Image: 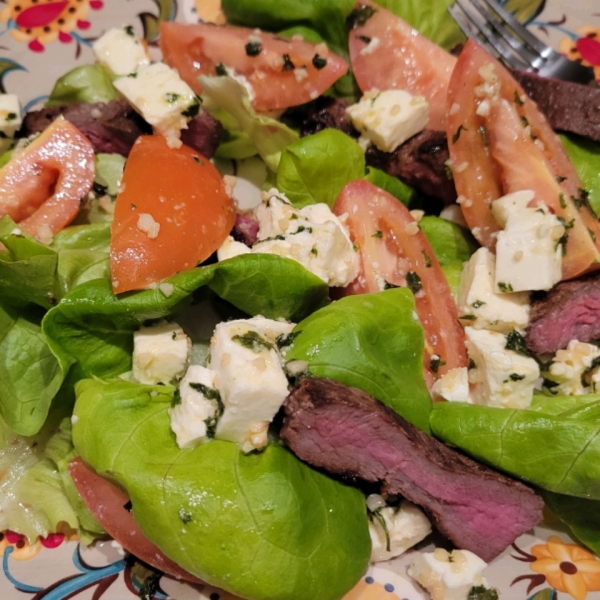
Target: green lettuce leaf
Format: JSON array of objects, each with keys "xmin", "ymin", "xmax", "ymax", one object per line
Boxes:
[
  {"xmin": 364, "ymin": 167, "xmax": 418, "ymax": 206},
  {"xmin": 561, "ymin": 134, "xmax": 600, "ymax": 216},
  {"xmin": 430, "ymin": 402, "xmax": 600, "ymax": 499},
  {"xmin": 47, "ymin": 65, "xmax": 119, "ymax": 106},
  {"xmin": 200, "ymin": 75, "xmax": 299, "ymax": 171},
  {"xmin": 73, "ymin": 378, "xmax": 370, "ymax": 600},
  {"xmin": 43, "ymin": 254, "xmax": 329, "ymax": 380},
  {"xmin": 286, "ymin": 288, "xmax": 431, "ymax": 432}
]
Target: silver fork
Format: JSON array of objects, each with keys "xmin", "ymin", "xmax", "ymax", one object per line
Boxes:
[{"xmin": 449, "ymin": 0, "xmax": 595, "ymax": 84}]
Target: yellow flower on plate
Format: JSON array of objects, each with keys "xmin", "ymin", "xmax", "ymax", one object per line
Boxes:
[
  {"xmin": 530, "ymin": 535, "xmax": 600, "ymax": 600},
  {"xmin": 342, "ymin": 577, "xmax": 402, "ymax": 600}
]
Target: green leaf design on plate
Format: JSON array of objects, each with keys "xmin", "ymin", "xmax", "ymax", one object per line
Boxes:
[
  {"xmin": 504, "ymin": 0, "xmax": 546, "ymax": 24},
  {"xmin": 139, "ymin": 0, "xmax": 178, "ymax": 42},
  {"xmin": 0, "ymin": 59, "xmax": 25, "ymax": 94}
]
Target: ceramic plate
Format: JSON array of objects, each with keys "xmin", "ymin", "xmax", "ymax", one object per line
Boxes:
[{"xmin": 1, "ymin": 1, "xmax": 600, "ymax": 599}]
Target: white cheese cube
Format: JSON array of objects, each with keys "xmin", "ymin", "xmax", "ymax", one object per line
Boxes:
[
  {"xmin": 465, "ymin": 327, "xmax": 538, "ymax": 409},
  {"xmin": 93, "ymin": 27, "xmax": 150, "ymax": 76},
  {"xmin": 345, "ymin": 89, "xmax": 429, "ymax": 152},
  {"xmin": 490, "ymin": 189, "xmax": 535, "ymax": 228},
  {"xmin": 250, "ymin": 189, "xmax": 359, "ymax": 287},
  {"xmin": 544, "ymin": 339, "xmax": 600, "ymax": 396},
  {"xmin": 210, "ymin": 316, "xmax": 294, "ymax": 453},
  {"xmin": 132, "ymin": 321, "xmax": 191, "ymax": 385},
  {"xmin": 0, "ymin": 94, "xmax": 21, "ymax": 152},
  {"xmin": 169, "ymin": 365, "xmax": 220, "ymax": 448},
  {"xmin": 408, "ymin": 548, "xmax": 489, "ymax": 600},
  {"xmin": 368, "ymin": 497, "xmax": 431, "ymax": 562},
  {"xmin": 495, "ymin": 204, "xmax": 564, "ymax": 292},
  {"xmin": 217, "ymin": 235, "xmax": 251, "ymax": 261},
  {"xmin": 431, "ymin": 367, "xmax": 471, "ymax": 403},
  {"xmin": 458, "ymin": 247, "xmax": 530, "ymax": 333},
  {"xmin": 114, "ymin": 63, "xmax": 200, "ymax": 148}
]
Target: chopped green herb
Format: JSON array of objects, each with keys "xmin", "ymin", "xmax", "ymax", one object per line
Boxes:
[
  {"xmin": 468, "ymin": 359, "xmax": 477, "ymax": 370},
  {"xmin": 92, "ymin": 182, "xmax": 108, "ymax": 197},
  {"xmin": 372, "ymin": 230, "xmax": 383, "ymax": 238},
  {"xmin": 139, "ymin": 572, "xmax": 161, "ymax": 600},
  {"xmin": 556, "ymin": 231, "xmax": 569, "ymax": 256},
  {"xmin": 312, "ymin": 54, "xmax": 327, "ymax": 69},
  {"xmin": 497, "ymin": 282, "xmax": 513, "ymax": 293},
  {"xmin": 193, "ymin": 155, "xmax": 204, "ymax": 165},
  {"xmin": 421, "ymin": 250, "xmax": 432, "ymax": 268},
  {"xmin": 556, "ymin": 175, "xmax": 567, "ymax": 183},
  {"xmin": 452, "ymin": 124, "xmax": 467, "ymax": 144},
  {"xmin": 215, "ymin": 63, "xmax": 227, "ymax": 76},
  {"xmin": 165, "ymin": 92, "xmax": 180, "ymax": 103},
  {"xmin": 357, "ymin": 35, "xmax": 371, "ymax": 43},
  {"xmin": 505, "ymin": 329, "xmax": 532, "ymax": 357},
  {"xmin": 181, "ymin": 97, "xmax": 201, "ymax": 118},
  {"xmin": 542, "ymin": 378, "xmax": 560, "ymax": 395},
  {"xmin": 520, "ymin": 115, "xmax": 529, "ymax": 128},
  {"xmin": 430, "ymin": 356, "xmax": 446, "ymax": 374},
  {"xmin": 6, "ymin": 112, "xmax": 17, "ymax": 121},
  {"xmin": 282, "ymin": 54, "xmax": 295, "ymax": 72},
  {"xmin": 590, "ymin": 229, "xmax": 597, "ymax": 243},
  {"xmin": 557, "ymin": 216, "xmax": 575, "ymax": 230},
  {"xmin": 368, "ymin": 508, "xmax": 391, "ymax": 552},
  {"xmin": 128, "ymin": 71, "xmax": 138, "ymax": 78},
  {"xmin": 471, "ymin": 300, "xmax": 485, "ymax": 308},
  {"xmin": 179, "ymin": 508, "xmax": 192, "ymax": 524},
  {"xmin": 346, "ymin": 4, "xmax": 377, "ymax": 29},
  {"xmin": 559, "ymin": 193, "xmax": 567, "ymax": 209},
  {"xmin": 478, "ymin": 125, "xmax": 489, "ymax": 147},
  {"xmin": 406, "ymin": 271, "xmax": 422, "ymax": 294},
  {"xmin": 293, "ymin": 225, "xmax": 312, "ymax": 234},
  {"xmin": 189, "ymin": 382, "xmax": 222, "ymax": 403},
  {"xmin": 170, "ymin": 388, "xmax": 182, "ymax": 407},
  {"xmin": 232, "ymin": 330, "xmax": 274, "ymax": 352},
  {"xmin": 171, "ymin": 331, "xmax": 177, "ymax": 341},
  {"xmin": 513, "ymin": 91, "xmax": 524, "ymax": 106},
  {"xmin": 245, "ymin": 41, "xmax": 262, "ymax": 56},
  {"xmin": 509, "ymin": 373, "xmax": 526, "ymax": 381},
  {"xmin": 310, "ymin": 247, "xmax": 318, "ymax": 256},
  {"xmin": 383, "ymin": 280, "xmax": 399, "ymax": 290},
  {"xmin": 369, "ymin": 92, "xmax": 381, "ymax": 106},
  {"xmin": 459, "ymin": 314, "xmax": 477, "ymax": 321},
  {"xmin": 276, "ymin": 330, "xmax": 301, "ymax": 351},
  {"xmin": 444, "ymin": 163, "xmax": 453, "ymax": 180},
  {"xmin": 468, "ymin": 585, "xmax": 499, "ymax": 600},
  {"xmin": 124, "ymin": 25, "xmax": 135, "ymax": 36}
]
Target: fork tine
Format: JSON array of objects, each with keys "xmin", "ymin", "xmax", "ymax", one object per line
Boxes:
[
  {"xmin": 451, "ymin": 0, "xmax": 532, "ymax": 70},
  {"xmin": 478, "ymin": 0, "xmax": 550, "ymax": 56}
]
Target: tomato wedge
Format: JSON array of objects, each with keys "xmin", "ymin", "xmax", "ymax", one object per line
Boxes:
[
  {"xmin": 348, "ymin": 0, "xmax": 457, "ymax": 130},
  {"xmin": 447, "ymin": 40, "xmax": 600, "ymax": 280},
  {"xmin": 0, "ymin": 116, "xmax": 94, "ymax": 242},
  {"xmin": 160, "ymin": 22, "xmax": 348, "ymax": 112},
  {"xmin": 68, "ymin": 457, "xmax": 203, "ymax": 584},
  {"xmin": 110, "ymin": 135, "xmax": 235, "ymax": 294},
  {"xmin": 333, "ymin": 180, "xmax": 467, "ymax": 389}
]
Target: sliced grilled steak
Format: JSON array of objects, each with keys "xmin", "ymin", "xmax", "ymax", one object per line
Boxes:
[
  {"xmin": 300, "ymin": 97, "xmax": 359, "ymax": 139},
  {"xmin": 21, "ymin": 100, "xmax": 151, "ymax": 155},
  {"xmin": 365, "ymin": 130, "xmax": 457, "ymax": 205},
  {"xmin": 513, "ymin": 70, "xmax": 600, "ymax": 143},
  {"xmin": 281, "ymin": 377, "xmax": 544, "ymax": 562},
  {"xmin": 526, "ymin": 270, "xmax": 600, "ymax": 354},
  {"xmin": 21, "ymin": 100, "xmax": 223, "ymax": 158},
  {"xmin": 232, "ymin": 212, "xmax": 259, "ymax": 246}
]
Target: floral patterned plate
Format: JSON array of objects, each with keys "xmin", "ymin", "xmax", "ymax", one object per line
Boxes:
[{"xmin": 1, "ymin": 0, "xmax": 600, "ymax": 599}]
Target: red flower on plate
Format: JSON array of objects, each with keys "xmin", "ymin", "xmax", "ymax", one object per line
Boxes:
[{"xmin": 560, "ymin": 26, "xmax": 600, "ymax": 83}]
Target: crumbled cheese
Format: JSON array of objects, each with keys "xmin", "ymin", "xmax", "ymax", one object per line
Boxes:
[
  {"xmin": 92, "ymin": 27, "xmax": 150, "ymax": 76},
  {"xmin": 544, "ymin": 340, "xmax": 600, "ymax": 396},
  {"xmin": 439, "ymin": 204, "xmax": 468, "ymax": 229},
  {"xmin": 494, "ymin": 201, "xmax": 564, "ymax": 292},
  {"xmin": 211, "ymin": 316, "xmax": 295, "ymax": 452},
  {"xmin": 431, "ymin": 367, "xmax": 471, "ymax": 403},
  {"xmin": 408, "ymin": 548, "xmax": 490, "ymax": 600},
  {"xmin": 132, "ymin": 321, "xmax": 191, "ymax": 385},
  {"xmin": 457, "ymin": 247, "xmax": 530, "ymax": 334},
  {"xmin": 159, "ymin": 282, "xmax": 174, "ymax": 297},
  {"xmin": 114, "ymin": 63, "xmax": 200, "ymax": 148},
  {"xmin": 465, "ymin": 327, "xmax": 538, "ymax": 409},
  {"xmin": 368, "ymin": 497, "xmax": 431, "ymax": 562},
  {"xmin": 0, "ymin": 94, "xmax": 21, "ymax": 151},
  {"xmin": 137, "ymin": 213, "xmax": 160, "ymax": 239},
  {"xmin": 345, "ymin": 89, "xmax": 429, "ymax": 152},
  {"xmin": 217, "ymin": 235, "xmax": 251, "ymax": 261},
  {"xmin": 169, "ymin": 365, "xmax": 221, "ymax": 448},
  {"xmin": 490, "ymin": 190, "xmax": 535, "ymax": 228}
]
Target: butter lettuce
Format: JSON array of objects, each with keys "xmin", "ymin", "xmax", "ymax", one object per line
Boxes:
[
  {"xmin": 47, "ymin": 64, "xmax": 119, "ymax": 106},
  {"xmin": 73, "ymin": 378, "xmax": 370, "ymax": 600},
  {"xmin": 286, "ymin": 288, "xmax": 431, "ymax": 432},
  {"xmin": 561, "ymin": 134, "xmax": 600, "ymax": 216}
]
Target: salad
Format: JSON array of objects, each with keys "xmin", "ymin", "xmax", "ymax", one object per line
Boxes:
[{"xmin": 2, "ymin": 1, "xmax": 600, "ymax": 599}]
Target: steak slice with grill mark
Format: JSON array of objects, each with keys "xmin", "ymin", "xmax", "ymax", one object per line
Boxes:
[
  {"xmin": 280, "ymin": 377, "xmax": 544, "ymax": 562},
  {"xmin": 526, "ymin": 270, "xmax": 600, "ymax": 354}
]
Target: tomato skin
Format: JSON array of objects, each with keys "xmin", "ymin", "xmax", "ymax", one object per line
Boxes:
[
  {"xmin": 110, "ymin": 135, "xmax": 235, "ymax": 294},
  {"xmin": 348, "ymin": 0, "xmax": 456, "ymax": 131},
  {"xmin": 333, "ymin": 179, "xmax": 467, "ymax": 388},
  {"xmin": 447, "ymin": 40, "xmax": 600, "ymax": 280},
  {"xmin": 0, "ymin": 116, "xmax": 95, "ymax": 241},
  {"xmin": 68, "ymin": 457, "xmax": 203, "ymax": 584},
  {"xmin": 160, "ymin": 22, "xmax": 348, "ymax": 112}
]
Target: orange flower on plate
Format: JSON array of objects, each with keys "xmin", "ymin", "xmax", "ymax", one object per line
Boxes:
[
  {"xmin": 342, "ymin": 577, "xmax": 402, "ymax": 600},
  {"xmin": 530, "ymin": 535, "xmax": 600, "ymax": 600}
]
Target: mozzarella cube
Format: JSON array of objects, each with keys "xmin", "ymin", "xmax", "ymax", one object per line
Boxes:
[
  {"xmin": 465, "ymin": 327, "xmax": 538, "ymax": 409},
  {"xmin": 132, "ymin": 321, "xmax": 191, "ymax": 385},
  {"xmin": 0, "ymin": 94, "xmax": 21, "ymax": 152},
  {"xmin": 368, "ymin": 497, "xmax": 431, "ymax": 562},
  {"xmin": 93, "ymin": 27, "xmax": 150, "ymax": 76},
  {"xmin": 495, "ymin": 204, "xmax": 564, "ymax": 292},
  {"xmin": 544, "ymin": 339, "xmax": 600, "ymax": 396},
  {"xmin": 210, "ymin": 316, "xmax": 294, "ymax": 452},
  {"xmin": 169, "ymin": 365, "xmax": 221, "ymax": 448},
  {"xmin": 114, "ymin": 63, "xmax": 200, "ymax": 148},
  {"xmin": 217, "ymin": 235, "xmax": 251, "ymax": 261},
  {"xmin": 408, "ymin": 548, "xmax": 489, "ymax": 600},
  {"xmin": 458, "ymin": 247, "xmax": 530, "ymax": 333},
  {"xmin": 345, "ymin": 89, "xmax": 429, "ymax": 152},
  {"xmin": 490, "ymin": 189, "xmax": 535, "ymax": 228},
  {"xmin": 431, "ymin": 367, "xmax": 471, "ymax": 403}
]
